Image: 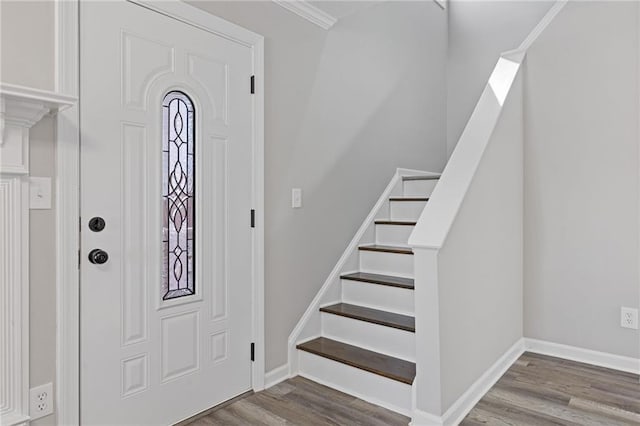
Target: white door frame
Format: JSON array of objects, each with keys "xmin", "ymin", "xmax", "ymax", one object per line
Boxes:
[{"xmin": 55, "ymin": 1, "xmax": 265, "ymax": 423}]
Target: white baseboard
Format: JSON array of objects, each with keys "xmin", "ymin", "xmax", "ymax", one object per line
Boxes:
[
  {"xmin": 264, "ymin": 364, "xmax": 290, "ymax": 389},
  {"xmin": 410, "ymin": 337, "xmax": 639, "ymax": 426},
  {"xmin": 409, "ymin": 409, "xmax": 443, "ymax": 426},
  {"xmin": 524, "ymin": 338, "xmax": 640, "ymax": 375},
  {"xmin": 410, "ymin": 338, "xmax": 525, "ymax": 426},
  {"xmin": 441, "ymin": 338, "xmax": 525, "ymax": 426}
]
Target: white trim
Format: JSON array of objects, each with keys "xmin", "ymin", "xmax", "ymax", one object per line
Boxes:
[
  {"xmin": 524, "ymin": 338, "xmax": 640, "ymax": 375},
  {"xmin": 271, "ymin": 0, "xmax": 337, "ymax": 30},
  {"xmin": 518, "ymin": 0, "xmax": 568, "ymax": 52},
  {"xmin": 251, "ymin": 35, "xmax": 266, "ymax": 392},
  {"xmin": 409, "ymin": 409, "xmax": 443, "ymax": 426},
  {"xmin": 637, "ymin": 0, "xmax": 640, "ymax": 371},
  {"xmin": 56, "ymin": 0, "xmax": 265, "ymax": 420},
  {"xmin": 440, "ymin": 339, "xmax": 526, "ymax": 426},
  {"xmin": 264, "ymin": 364, "xmax": 290, "ymax": 390},
  {"xmin": 410, "ymin": 338, "xmax": 639, "ymax": 426},
  {"xmin": 410, "ymin": 338, "xmax": 640, "ymax": 426},
  {"xmin": 55, "ymin": 0, "xmax": 80, "ymax": 423},
  {"xmin": 130, "ymin": 0, "xmax": 262, "ymax": 47},
  {"xmin": 411, "ymin": 339, "xmax": 526, "ymax": 426},
  {"xmin": 432, "ymin": 0, "xmax": 446, "ymax": 11},
  {"xmin": 0, "ymin": 178, "xmax": 30, "ymax": 426},
  {"xmin": 0, "ymin": 83, "xmax": 75, "ymax": 112}
]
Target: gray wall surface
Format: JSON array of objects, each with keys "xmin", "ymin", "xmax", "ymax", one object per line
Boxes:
[
  {"xmin": 446, "ymin": 0, "xmax": 553, "ymax": 157},
  {"xmin": 2, "ymin": 1, "xmax": 57, "ymax": 426},
  {"xmin": 524, "ymin": 1, "xmax": 640, "ymax": 358},
  {"xmin": 187, "ymin": 0, "xmax": 448, "ymax": 371}
]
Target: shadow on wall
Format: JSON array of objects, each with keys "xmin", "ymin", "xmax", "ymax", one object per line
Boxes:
[
  {"xmin": 188, "ymin": 0, "xmax": 447, "ymax": 370},
  {"xmin": 260, "ymin": 1, "xmax": 447, "ymax": 370}
]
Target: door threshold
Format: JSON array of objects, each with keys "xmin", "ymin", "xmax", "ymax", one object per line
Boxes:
[{"xmin": 173, "ymin": 390, "xmax": 254, "ymax": 425}]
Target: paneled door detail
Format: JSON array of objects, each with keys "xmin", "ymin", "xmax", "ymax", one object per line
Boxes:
[{"xmin": 80, "ymin": 2, "xmax": 254, "ymax": 424}]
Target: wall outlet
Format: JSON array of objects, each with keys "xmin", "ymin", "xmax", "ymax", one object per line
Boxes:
[
  {"xmin": 621, "ymin": 307, "xmax": 638, "ymax": 330},
  {"xmin": 291, "ymin": 188, "xmax": 302, "ymax": 208},
  {"xmin": 30, "ymin": 382, "xmax": 54, "ymax": 420}
]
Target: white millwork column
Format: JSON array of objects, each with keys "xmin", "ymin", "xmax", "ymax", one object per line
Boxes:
[{"xmin": 0, "ymin": 84, "xmax": 75, "ymax": 426}]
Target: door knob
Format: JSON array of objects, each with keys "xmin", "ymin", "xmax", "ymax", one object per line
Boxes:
[
  {"xmin": 88, "ymin": 217, "xmax": 106, "ymax": 232},
  {"xmin": 88, "ymin": 249, "xmax": 109, "ymax": 265}
]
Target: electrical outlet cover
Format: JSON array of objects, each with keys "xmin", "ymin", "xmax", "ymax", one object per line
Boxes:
[
  {"xmin": 30, "ymin": 382, "xmax": 54, "ymax": 420},
  {"xmin": 621, "ymin": 307, "xmax": 639, "ymax": 330}
]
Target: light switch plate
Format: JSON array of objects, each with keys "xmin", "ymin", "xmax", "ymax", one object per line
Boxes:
[
  {"xmin": 29, "ymin": 177, "xmax": 52, "ymax": 209},
  {"xmin": 292, "ymin": 188, "xmax": 302, "ymax": 208}
]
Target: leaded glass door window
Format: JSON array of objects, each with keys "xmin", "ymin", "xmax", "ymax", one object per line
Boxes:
[{"xmin": 162, "ymin": 91, "xmax": 195, "ymax": 300}]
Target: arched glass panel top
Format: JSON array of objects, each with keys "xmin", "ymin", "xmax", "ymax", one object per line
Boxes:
[{"xmin": 162, "ymin": 91, "xmax": 195, "ymax": 301}]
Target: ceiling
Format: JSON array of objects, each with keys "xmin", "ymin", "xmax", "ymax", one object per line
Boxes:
[{"xmin": 307, "ymin": 1, "xmax": 377, "ymax": 20}]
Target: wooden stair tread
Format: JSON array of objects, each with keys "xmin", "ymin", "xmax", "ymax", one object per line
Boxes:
[
  {"xmin": 340, "ymin": 272, "xmax": 414, "ymax": 289},
  {"xmin": 297, "ymin": 337, "xmax": 416, "ymax": 385},
  {"xmin": 358, "ymin": 244, "xmax": 413, "ymax": 255},
  {"xmin": 389, "ymin": 197, "xmax": 429, "ymax": 202},
  {"xmin": 374, "ymin": 220, "xmax": 416, "ymax": 226},
  {"xmin": 402, "ymin": 175, "xmax": 440, "ymax": 181},
  {"xmin": 320, "ymin": 303, "xmax": 415, "ymax": 332}
]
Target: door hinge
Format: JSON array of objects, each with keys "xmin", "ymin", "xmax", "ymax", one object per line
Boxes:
[
  {"xmin": 78, "ymin": 250, "xmax": 81, "ymax": 269},
  {"xmin": 250, "ymin": 209, "xmax": 255, "ymax": 228},
  {"xmin": 250, "ymin": 342, "xmax": 255, "ymax": 362},
  {"xmin": 250, "ymin": 75, "xmax": 255, "ymax": 94}
]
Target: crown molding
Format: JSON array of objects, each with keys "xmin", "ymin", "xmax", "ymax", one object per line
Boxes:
[{"xmin": 272, "ymin": 0, "xmax": 337, "ymax": 30}]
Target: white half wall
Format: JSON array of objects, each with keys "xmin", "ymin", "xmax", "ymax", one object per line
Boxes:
[
  {"xmin": 436, "ymin": 71, "xmax": 524, "ymax": 412},
  {"xmin": 524, "ymin": 0, "xmax": 640, "ymax": 360}
]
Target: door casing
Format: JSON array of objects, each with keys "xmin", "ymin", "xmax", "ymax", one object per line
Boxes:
[{"xmin": 55, "ymin": 1, "xmax": 265, "ymax": 423}]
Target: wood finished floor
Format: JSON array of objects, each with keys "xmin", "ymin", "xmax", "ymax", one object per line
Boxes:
[
  {"xmin": 184, "ymin": 352, "xmax": 640, "ymax": 426},
  {"xmin": 462, "ymin": 352, "xmax": 640, "ymax": 425},
  {"xmin": 184, "ymin": 376, "xmax": 410, "ymax": 426}
]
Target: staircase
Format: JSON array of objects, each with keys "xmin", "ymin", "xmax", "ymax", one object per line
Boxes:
[{"xmin": 293, "ymin": 173, "xmax": 439, "ymax": 415}]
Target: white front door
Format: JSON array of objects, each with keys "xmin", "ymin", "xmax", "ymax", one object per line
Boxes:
[{"xmin": 80, "ymin": 2, "xmax": 256, "ymax": 424}]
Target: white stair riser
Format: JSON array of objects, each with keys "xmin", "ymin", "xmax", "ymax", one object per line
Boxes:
[
  {"xmin": 375, "ymin": 224, "xmax": 414, "ymax": 246},
  {"xmin": 390, "ymin": 200, "xmax": 427, "ymax": 221},
  {"xmin": 297, "ymin": 351, "xmax": 412, "ymax": 416},
  {"xmin": 359, "ymin": 251, "xmax": 413, "ymax": 278},
  {"xmin": 403, "ymin": 179, "xmax": 437, "ymax": 197},
  {"xmin": 321, "ymin": 313, "xmax": 415, "ymax": 362},
  {"xmin": 341, "ymin": 280, "xmax": 414, "ymax": 316}
]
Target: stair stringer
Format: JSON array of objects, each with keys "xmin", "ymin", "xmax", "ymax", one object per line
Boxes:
[{"xmin": 286, "ymin": 168, "xmax": 438, "ymax": 379}]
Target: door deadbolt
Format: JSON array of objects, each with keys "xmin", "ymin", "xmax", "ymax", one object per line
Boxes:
[
  {"xmin": 88, "ymin": 249, "xmax": 109, "ymax": 265},
  {"xmin": 88, "ymin": 217, "xmax": 106, "ymax": 232}
]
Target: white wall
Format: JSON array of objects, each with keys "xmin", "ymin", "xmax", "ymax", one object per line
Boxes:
[
  {"xmin": 412, "ymin": 70, "xmax": 524, "ymax": 417},
  {"xmin": 524, "ymin": 1, "xmax": 640, "ymax": 359},
  {"xmin": 447, "ymin": 0, "xmax": 553, "ymax": 157},
  {"xmin": 1, "ymin": 2, "xmax": 57, "ymax": 426},
  {"xmin": 187, "ymin": 0, "xmax": 448, "ymax": 371}
]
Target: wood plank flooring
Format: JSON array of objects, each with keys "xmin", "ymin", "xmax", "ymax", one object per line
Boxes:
[
  {"xmin": 184, "ymin": 352, "xmax": 639, "ymax": 425},
  {"xmin": 462, "ymin": 352, "xmax": 640, "ymax": 425},
  {"xmin": 183, "ymin": 376, "xmax": 410, "ymax": 426}
]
